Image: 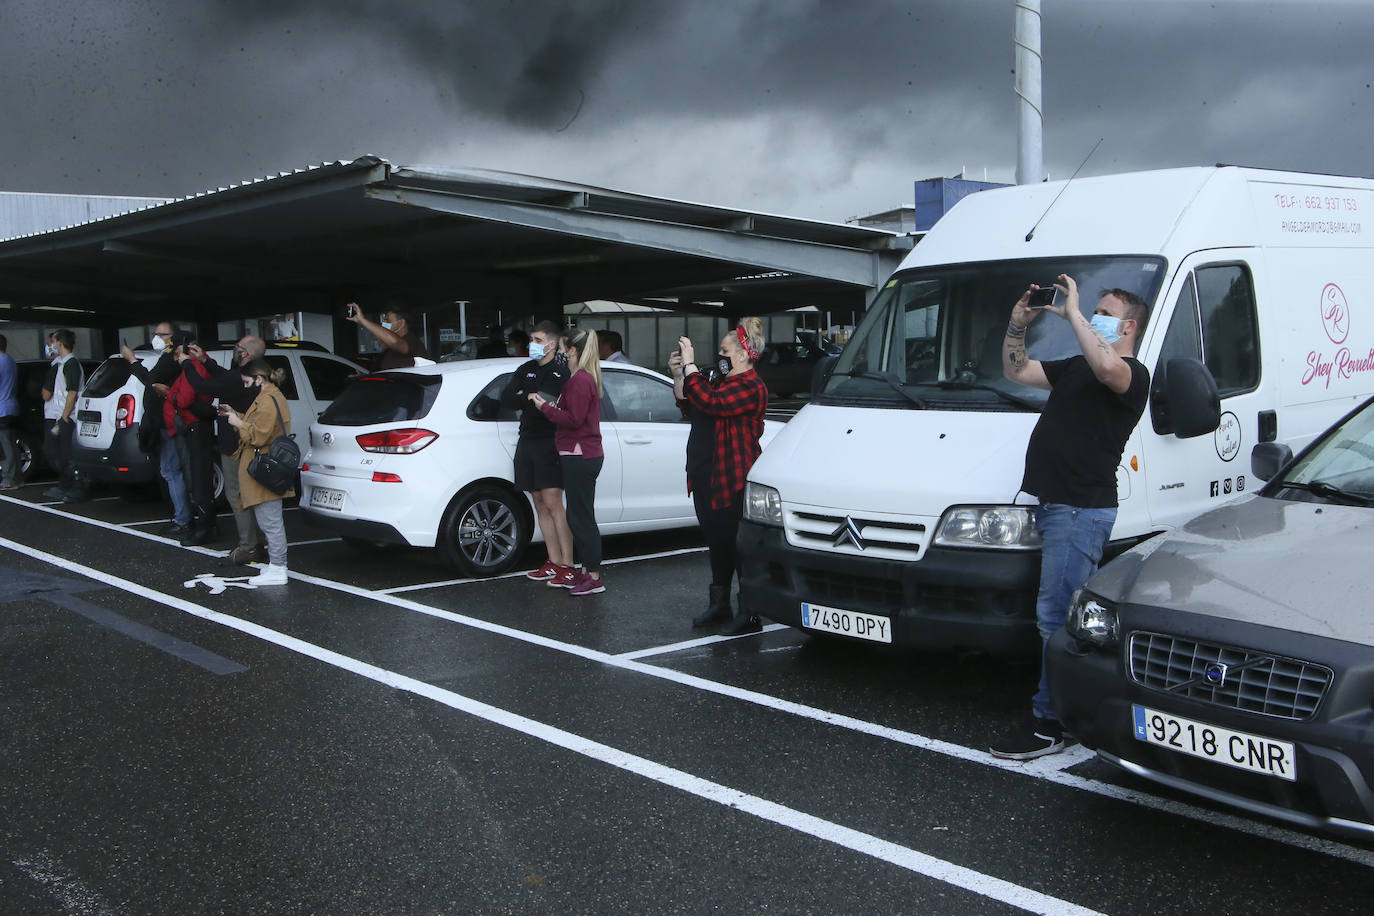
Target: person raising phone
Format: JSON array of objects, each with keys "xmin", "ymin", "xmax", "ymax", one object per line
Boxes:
[{"xmin": 992, "ymin": 275, "xmax": 1151, "ymax": 760}]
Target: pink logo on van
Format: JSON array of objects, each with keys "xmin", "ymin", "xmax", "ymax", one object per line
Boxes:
[{"xmin": 1322, "ymin": 283, "xmax": 1349, "ymax": 344}]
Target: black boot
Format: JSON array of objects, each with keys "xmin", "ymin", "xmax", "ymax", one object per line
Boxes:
[
  {"xmin": 719, "ymin": 601, "xmax": 762, "ymax": 637},
  {"xmin": 180, "ymin": 511, "xmax": 218, "ymax": 547},
  {"xmin": 692, "ymin": 585, "xmax": 733, "ymax": 628}
]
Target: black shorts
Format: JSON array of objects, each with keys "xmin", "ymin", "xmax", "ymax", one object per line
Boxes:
[{"xmin": 514, "ymin": 437, "xmax": 562, "ymax": 492}]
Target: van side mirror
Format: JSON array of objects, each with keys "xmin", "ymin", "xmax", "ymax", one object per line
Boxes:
[
  {"xmin": 812, "ymin": 353, "xmax": 839, "ymax": 397},
  {"xmin": 1251, "ymin": 441, "xmax": 1293, "ymax": 481},
  {"xmin": 1149, "ymin": 358, "xmax": 1220, "ymax": 439}
]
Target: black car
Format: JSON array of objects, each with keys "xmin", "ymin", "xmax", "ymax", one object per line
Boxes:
[
  {"xmin": 7, "ymin": 359, "xmax": 101, "ymax": 480},
  {"xmin": 1047, "ymin": 393, "xmax": 1374, "ymax": 840},
  {"xmin": 755, "ymin": 334, "xmax": 842, "ymax": 398}
]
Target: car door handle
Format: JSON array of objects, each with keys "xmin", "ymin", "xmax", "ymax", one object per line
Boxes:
[{"xmin": 621, "ymin": 435, "xmax": 653, "ymax": 445}]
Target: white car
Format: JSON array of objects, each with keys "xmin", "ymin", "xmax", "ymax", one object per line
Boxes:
[
  {"xmin": 300, "ymin": 358, "xmax": 781, "ymax": 577},
  {"xmin": 71, "ymin": 341, "xmax": 363, "ymax": 499}
]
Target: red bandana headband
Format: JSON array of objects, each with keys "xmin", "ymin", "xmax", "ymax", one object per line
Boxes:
[{"xmin": 736, "ymin": 325, "xmax": 759, "ymax": 361}]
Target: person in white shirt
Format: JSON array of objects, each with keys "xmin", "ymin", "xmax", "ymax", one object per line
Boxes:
[{"xmin": 598, "ymin": 330, "xmax": 629, "ymax": 363}]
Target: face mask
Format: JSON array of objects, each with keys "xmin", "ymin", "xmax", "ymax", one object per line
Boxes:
[
  {"xmin": 1090, "ymin": 314, "xmax": 1122, "ymax": 344},
  {"xmin": 528, "ymin": 341, "xmax": 546, "ymax": 361},
  {"xmin": 150, "ymin": 335, "xmax": 166, "ymax": 351},
  {"xmin": 554, "ymin": 350, "xmax": 569, "ymax": 367},
  {"xmin": 45, "ymin": 344, "xmax": 57, "ymax": 359},
  {"xmin": 706, "ymin": 355, "xmax": 733, "ymax": 382},
  {"xmin": 381, "ymin": 320, "xmax": 393, "ymax": 331}
]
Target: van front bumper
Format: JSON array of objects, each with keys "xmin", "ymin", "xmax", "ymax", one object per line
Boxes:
[
  {"xmin": 71, "ymin": 427, "xmax": 157, "ymax": 483},
  {"xmin": 736, "ymin": 519, "xmax": 1041, "ymax": 655}
]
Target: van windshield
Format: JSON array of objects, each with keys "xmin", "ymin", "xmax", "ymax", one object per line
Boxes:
[{"xmin": 821, "ymin": 256, "xmax": 1166, "ymax": 410}]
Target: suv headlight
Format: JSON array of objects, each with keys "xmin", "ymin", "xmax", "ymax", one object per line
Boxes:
[
  {"xmin": 1066, "ymin": 591, "xmax": 1119, "ymax": 648},
  {"xmin": 744, "ymin": 482, "xmax": 783, "ymax": 526},
  {"xmin": 933, "ymin": 506, "xmax": 1042, "ymax": 549}
]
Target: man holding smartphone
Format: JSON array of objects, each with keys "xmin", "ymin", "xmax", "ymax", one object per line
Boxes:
[
  {"xmin": 993, "ymin": 275, "xmax": 1151, "ymax": 760},
  {"xmin": 344, "ymin": 302, "xmax": 429, "ymax": 370}
]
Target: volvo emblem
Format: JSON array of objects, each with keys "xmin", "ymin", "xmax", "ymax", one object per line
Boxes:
[
  {"xmin": 1203, "ymin": 662, "xmax": 1229, "ymax": 687},
  {"xmin": 831, "ymin": 516, "xmax": 866, "ymax": 551},
  {"xmin": 322, "ymin": 432, "xmax": 333, "ymax": 445}
]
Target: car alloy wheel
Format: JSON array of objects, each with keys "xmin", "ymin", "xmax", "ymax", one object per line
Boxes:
[{"xmin": 439, "ymin": 484, "xmax": 530, "ymax": 577}]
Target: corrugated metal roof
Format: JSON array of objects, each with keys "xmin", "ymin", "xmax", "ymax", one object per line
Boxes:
[{"xmin": 0, "ymin": 191, "xmax": 169, "ymax": 241}]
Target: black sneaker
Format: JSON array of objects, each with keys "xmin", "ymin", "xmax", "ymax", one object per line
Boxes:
[{"xmin": 990, "ymin": 717, "xmax": 1067, "ymax": 760}]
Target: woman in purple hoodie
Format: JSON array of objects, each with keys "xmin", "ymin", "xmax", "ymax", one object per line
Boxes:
[{"xmin": 528, "ymin": 328, "xmax": 605, "ymax": 596}]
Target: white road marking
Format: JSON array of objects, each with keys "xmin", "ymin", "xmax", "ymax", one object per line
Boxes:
[
  {"xmin": 618, "ymin": 624, "xmax": 788, "ymax": 660},
  {"xmin": 0, "ymin": 536, "xmax": 1103, "ymax": 916},
  {"xmin": 11, "ymin": 850, "xmax": 122, "ymax": 916},
  {"xmin": 380, "ymin": 545, "xmax": 709, "ymax": 594},
  {"xmin": 5, "ymin": 495, "xmax": 1374, "ymax": 867},
  {"xmin": 286, "ymin": 537, "xmax": 340, "ymax": 547}
]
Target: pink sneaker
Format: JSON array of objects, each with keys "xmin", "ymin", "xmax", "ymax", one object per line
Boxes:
[
  {"xmin": 547, "ymin": 566, "xmax": 579, "ymax": 588},
  {"xmin": 526, "ymin": 560, "xmax": 559, "ymax": 581},
  {"xmin": 569, "ymin": 573, "xmax": 606, "ymax": 596}
]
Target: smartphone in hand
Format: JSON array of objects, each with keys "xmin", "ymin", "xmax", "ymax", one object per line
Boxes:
[{"xmin": 1028, "ymin": 286, "xmax": 1057, "ymax": 308}]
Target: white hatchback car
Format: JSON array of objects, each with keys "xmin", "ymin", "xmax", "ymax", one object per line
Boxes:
[{"xmin": 300, "ymin": 358, "xmax": 781, "ymax": 577}]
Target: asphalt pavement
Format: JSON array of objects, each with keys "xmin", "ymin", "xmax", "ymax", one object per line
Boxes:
[{"xmin": 1, "ymin": 481, "xmax": 1370, "ymax": 915}]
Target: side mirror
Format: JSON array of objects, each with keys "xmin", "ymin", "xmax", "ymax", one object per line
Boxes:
[
  {"xmin": 812, "ymin": 353, "xmax": 839, "ymax": 397},
  {"xmin": 1149, "ymin": 358, "xmax": 1220, "ymax": 439},
  {"xmin": 1251, "ymin": 441, "xmax": 1293, "ymax": 482}
]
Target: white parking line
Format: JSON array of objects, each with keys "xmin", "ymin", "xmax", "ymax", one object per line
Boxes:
[
  {"xmin": 0, "ymin": 535, "xmax": 1104, "ymax": 916},
  {"xmin": 5, "ymin": 494, "xmax": 1373, "ymax": 868},
  {"xmin": 618, "ymin": 624, "xmax": 789, "ymax": 660},
  {"xmin": 10, "ymin": 850, "xmax": 123, "ymax": 916},
  {"xmin": 286, "ymin": 537, "xmax": 340, "ymax": 548},
  {"xmin": 380, "ymin": 546, "xmax": 709, "ymax": 594}
]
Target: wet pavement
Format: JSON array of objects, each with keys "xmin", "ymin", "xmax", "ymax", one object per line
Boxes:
[{"xmin": 1, "ymin": 481, "xmax": 1371, "ymax": 914}]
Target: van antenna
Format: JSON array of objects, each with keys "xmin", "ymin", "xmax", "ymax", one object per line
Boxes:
[{"xmin": 1024, "ymin": 137, "xmax": 1102, "ymax": 242}]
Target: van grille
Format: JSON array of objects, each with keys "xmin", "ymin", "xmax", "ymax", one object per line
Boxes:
[
  {"xmin": 1128, "ymin": 632, "xmax": 1332, "ymax": 720},
  {"xmin": 785, "ymin": 510, "xmax": 928, "ymax": 561},
  {"xmin": 801, "ymin": 569, "xmax": 903, "ymax": 609}
]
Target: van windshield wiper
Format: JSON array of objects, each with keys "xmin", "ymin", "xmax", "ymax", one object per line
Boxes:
[
  {"xmin": 1275, "ymin": 478, "xmax": 1374, "ymax": 506},
  {"xmin": 920, "ymin": 379, "xmax": 1041, "ymax": 411},
  {"xmin": 827, "ymin": 370, "xmax": 927, "ymax": 408}
]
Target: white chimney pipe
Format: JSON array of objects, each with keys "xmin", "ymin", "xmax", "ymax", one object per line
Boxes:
[{"xmin": 1014, "ymin": 0, "xmax": 1043, "ymax": 185}]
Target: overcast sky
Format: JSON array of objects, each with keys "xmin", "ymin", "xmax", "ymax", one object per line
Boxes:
[{"xmin": 4, "ymin": 0, "xmax": 1373, "ymax": 223}]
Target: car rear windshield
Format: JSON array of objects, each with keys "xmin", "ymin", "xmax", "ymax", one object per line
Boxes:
[
  {"xmin": 82, "ymin": 357, "xmax": 134, "ymax": 398},
  {"xmin": 317, "ymin": 373, "xmax": 442, "ymax": 425}
]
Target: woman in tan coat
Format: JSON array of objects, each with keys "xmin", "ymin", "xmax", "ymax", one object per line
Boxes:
[{"xmin": 220, "ymin": 359, "xmax": 293, "ymax": 585}]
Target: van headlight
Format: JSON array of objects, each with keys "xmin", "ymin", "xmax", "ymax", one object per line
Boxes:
[
  {"xmin": 744, "ymin": 482, "xmax": 783, "ymax": 526},
  {"xmin": 933, "ymin": 506, "xmax": 1042, "ymax": 549},
  {"xmin": 1066, "ymin": 591, "xmax": 1120, "ymax": 648}
]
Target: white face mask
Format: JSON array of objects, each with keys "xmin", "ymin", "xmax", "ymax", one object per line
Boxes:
[
  {"xmin": 528, "ymin": 341, "xmax": 546, "ymax": 361},
  {"xmin": 150, "ymin": 334, "xmax": 167, "ymax": 351},
  {"xmin": 45, "ymin": 343, "xmax": 57, "ymax": 359}
]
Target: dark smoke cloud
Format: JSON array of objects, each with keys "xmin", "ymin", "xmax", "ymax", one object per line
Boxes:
[{"xmin": 2, "ymin": 0, "xmax": 1372, "ymax": 220}]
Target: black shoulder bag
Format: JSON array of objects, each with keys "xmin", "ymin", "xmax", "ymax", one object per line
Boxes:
[{"xmin": 246, "ymin": 396, "xmax": 299, "ymax": 495}]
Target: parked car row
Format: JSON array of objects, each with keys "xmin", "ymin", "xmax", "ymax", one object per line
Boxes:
[{"xmin": 298, "ymin": 358, "xmax": 782, "ymax": 577}]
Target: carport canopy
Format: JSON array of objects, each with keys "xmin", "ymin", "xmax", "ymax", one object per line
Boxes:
[{"xmin": 0, "ymin": 156, "xmax": 912, "ymax": 333}]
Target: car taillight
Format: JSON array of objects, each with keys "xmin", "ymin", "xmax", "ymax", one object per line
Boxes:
[
  {"xmin": 372, "ymin": 472, "xmax": 403, "ymax": 483},
  {"xmin": 355, "ymin": 429, "xmax": 438, "ymax": 454},
  {"xmin": 115, "ymin": 393, "xmax": 136, "ymax": 429},
  {"xmin": 301, "ymin": 462, "xmax": 310, "ymax": 472}
]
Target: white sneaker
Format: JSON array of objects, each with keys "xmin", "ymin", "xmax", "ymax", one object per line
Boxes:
[{"xmin": 253, "ymin": 564, "xmax": 289, "ymax": 586}]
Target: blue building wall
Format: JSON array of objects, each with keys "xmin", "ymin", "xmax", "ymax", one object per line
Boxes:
[{"xmin": 913, "ymin": 177, "xmax": 1008, "ymax": 231}]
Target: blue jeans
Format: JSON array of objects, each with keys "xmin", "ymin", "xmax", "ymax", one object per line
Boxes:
[
  {"xmin": 1031, "ymin": 502, "xmax": 1116, "ymax": 721},
  {"xmin": 159, "ymin": 429, "xmax": 191, "ymax": 526}
]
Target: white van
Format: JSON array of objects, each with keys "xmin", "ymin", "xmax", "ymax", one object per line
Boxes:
[
  {"xmin": 739, "ymin": 166, "xmax": 1374, "ymax": 654},
  {"xmin": 72, "ymin": 340, "xmax": 362, "ymax": 498}
]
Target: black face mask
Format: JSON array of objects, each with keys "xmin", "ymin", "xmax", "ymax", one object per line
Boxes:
[
  {"xmin": 553, "ymin": 350, "xmax": 569, "ymax": 367},
  {"xmin": 705, "ymin": 355, "xmax": 732, "ymax": 382}
]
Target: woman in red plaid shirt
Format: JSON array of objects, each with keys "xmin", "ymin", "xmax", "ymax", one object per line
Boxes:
[{"xmin": 677, "ymin": 317, "xmax": 770, "ymax": 635}]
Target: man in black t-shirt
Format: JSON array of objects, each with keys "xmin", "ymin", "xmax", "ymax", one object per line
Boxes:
[
  {"xmin": 345, "ymin": 303, "xmax": 430, "ymax": 370},
  {"xmin": 500, "ymin": 321, "xmax": 573, "ymax": 581},
  {"xmin": 992, "ymin": 275, "xmax": 1151, "ymax": 760}
]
